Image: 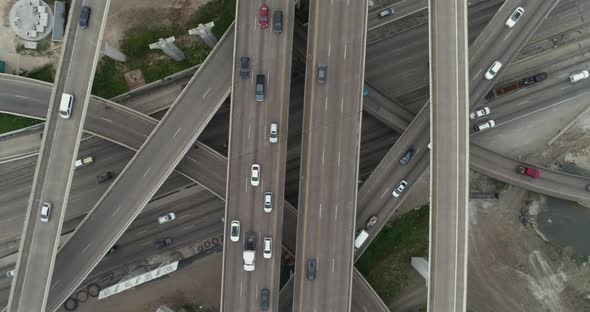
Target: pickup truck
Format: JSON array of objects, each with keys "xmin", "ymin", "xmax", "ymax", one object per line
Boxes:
[
  {"xmin": 243, "ymin": 232, "xmax": 256, "ymax": 271},
  {"xmin": 518, "ymin": 165, "xmax": 540, "ymax": 178},
  {"xmin": 74, "ymin": 156, "xmax": 94, "ymax": 168},
  {"xmin": 486, "ymin": 72, "xmax": 548, "ymax": 100}
]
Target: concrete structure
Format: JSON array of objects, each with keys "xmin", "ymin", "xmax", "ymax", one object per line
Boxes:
[
  {"xmin": 102, "ymin": 41, "xmax": 127, "ymax": 62},
  {"xmin": 188, "ymin": 22, "xmax": 218, "ymax": 49},
  {"xmin": 6, "ymin": 0, "xmax": 112, "ymax": 311},
  {"xmin": 9, "ymin": 0, "xmax": 54, "ymax": 41},
  {"xmin": 411, "ymin": 257, "xmax": 429, "ymax": 282},
  {"xmin": 51, "ymin": 1, "xmax": 64, "ymax": 42},
  {"xmin": 149, "ymin": 37, "xmax": 186, "ymax": 62},
  {"xmin": 428, "ymin": 0, "xmax": 469, "ymax": 310}
]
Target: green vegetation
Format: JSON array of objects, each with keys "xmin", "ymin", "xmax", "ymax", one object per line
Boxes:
[
  {"xmin": 93, "ymin": 0, "xmax": 235, "ymax": 98},
  {"xmin": 188, "ymin": 0, "xmax": 236, "ymax": 38},
  {"xmin": 16, "ymin": 40, "xmax": 50, "ymax": 56},
  {"xmin": 92, "ymin": 59, "xmax": 129, "ymax": 99},
  {"xmin": 24, "ymin": 65, "xmax": 54, "ymax": 83},
  {"xmin": 356, "ymin": 205, "xmax": 430, "ymax": 302},
  {"xmin": 495, "ymin": 180, "xmax": 508, "ymax": 192},
  {"xmin": 0, "ymin": 114, "xmax": 41, "ymax": 134},
  {"xmin": 419, "ymin": 306, "xmax": 427, "ymax": 312}
]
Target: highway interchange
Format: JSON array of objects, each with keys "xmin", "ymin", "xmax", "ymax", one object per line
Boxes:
[{"xmin": 1, "ymin": 0, "xmax": 590, "ymax": 311}]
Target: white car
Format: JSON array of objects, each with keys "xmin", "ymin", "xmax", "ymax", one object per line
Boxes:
[
  {"xmin": 264, "ymin": 192, "xmax": 272, "ymax": 213},
  {"xmin": 269, "ymin": 123, "xmax": 278, "ymax": 143},
  {"xmin": 484, "ymin": 61, "xmax": 502, "ymax": 80},
  {"xmin": 263, "ymin": 237, "xmax": 272, "ymax": 259},
  {"xmin": 505, "ymin": 7, "xmax": 524, "ymax": 28},
  {"xmin": 40, "ymin": 202, "xmax": 52, "ymax": 223},
  {"xmin": 470, "ymin": 107, "xmax": 491, "ymax": 119},
  {"xmin": 230, "ymin": 220, "xmax": 240, "ymax": 242},
  {"xmin": 474, "ymin": 120, "xmax": 496, "ymax": 132},
  {"xmin": 158, "ymin": 212, "xmax": 176, "ymax": 224},
  {"xmin": 251, "ymin": 164, "xmax": 260, "ymax": 186},
  {"xmin": 5, "ymin": 269, "xmax": 15, "ymax": 278},
  {"xmin": 569, "ymin": 70, "xmax": 590, "ymax": 83},
  {"xmin": 392, "ymin": 180, "xmax": 408, "ymax": 198}
]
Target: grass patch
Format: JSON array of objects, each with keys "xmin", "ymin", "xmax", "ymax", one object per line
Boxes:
[
  {"xmin": 356, "ymin": 205, "xmax": 430, "ymax": 302},
  {"xmin": 188, "ymin": 0, "xmax": 236, "ymax": 38},
  {"xmin": 92, "ymin": 59, "xmax": 129, "ymax": 99},
  {"xmin": 24, "ymin": 65, "xmax": 54, "ymax": 83},
  {"xmin": 0, "ymin": 114, "xmax": 41, "ymax": 134},
  {"xmin": 495, "ymin": 180, "xmax": 508, "ymax": 193}
]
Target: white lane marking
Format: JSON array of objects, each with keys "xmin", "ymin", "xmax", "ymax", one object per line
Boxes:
[
  {"xmin": 100, "ymin": 118, "xmax": 113, "ymax": 123},
  {"xmin": 112, "ymin": 206, "xmax": 121, "ymax": 216},
  {"xmin": 202, "ymin": 88, "xmax": 211, "ymax": 98},
  {"xmin": 248, "ymin": 123, "xmax": 252, "ymax": 139},
  {"xmin": 341, "ymin": 98, "xmax": 344, "ymax": 113},
  {"xmin": 81, "ymin": 243, "xmax": 92, "ymax": 255},
  {"xmin": 561, "ymin": 85, "xmax": 572, "ymax": 90},
  {"xmin": 334, "ymin": 203, "xmax": 338, "ymax": 220},
  {"xmin": 332, "ymin": 258, "xmax": 335, "ymax": 272},
  {"xmin": 322, "ymin": 150, "xmax": 325, "ymax": 165},
  {"xmin": 344, "ymin": 43, "xmax": 347, "ymax": 59},
  {"xmin": 179, "ymin": 213, "xmax": 193, "ymax": 219},
  {"xmin": 173, "ymin": 128, "xmax": 182, "ymax": 138},
  {"xmin": 141, "ymin": 240, "xmax": 152, "ymax": 246},
  {"xmin": 183, "ymin": 225, "xmax": 195, "ymax": 231},
  {"xmin": 338, "ymin": 151, "xmax": 341, "ymax": 167},
  {"xmin": 13, "ymin": 95, "xmax": 28, "ymax": 99},
  {"xmin": 137, "ymin": 229, "xmax": 148, "ymax": 236},
  {"xmin": 144, "ymin": 167, "xmax": 152, "ymax": 177},
  {"xmin": 391, "ymin": 48, "xmax": 401, "ymax": 54},
  {"xmin": 50, "ymin": 280, "xmax": 61, "ymax": 290},
  {"xmin": 472, "ymin": 68, "xmax": 483, "ymax": 80},
  {"xmin": 328, "ymin": 42, "xmax": 331, "ymax": 57},
  {"xmin": 380, "ymin": 188, "xmax": 389, "ymax": 199},
  {"xmin": 325, "ymin": 96, "xmax": 328, "ymax": 111},
  {"xmin": 362, "ymin": 306, "xmax": 369, "ymax": 312},
  {"xmin": 503, "ymin": 29, "xmax": 513, "ymax": 41},
  {"xmin": 319, "ymin": 204, "xmax": 322, "ymax": 218},
  {"xmin": 516, "ymin": 100, "xmax": 530, "ymax": 106},
  {"xmin": 240, "ymin": 282, "xmax": 243, "ymax": 296}
]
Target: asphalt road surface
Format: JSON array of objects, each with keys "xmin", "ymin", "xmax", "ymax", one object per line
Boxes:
[
  {"xmin": 292, "ymin": 0, "xmax": 367, "ymax": 311},
  {"xmin": 221, "ymin": 0, "xmax": 294, "ymax": 311},
  {"xmin": 7, "ymin": 1, "xmax": 110, "ymax": 311},
  {"xmin": 428, "ymin": 0, "xmax": 469, "ymax": 311}
]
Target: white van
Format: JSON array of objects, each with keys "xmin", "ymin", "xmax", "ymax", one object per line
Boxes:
[
  {"xmin": 354, "ymin": 230, "xmax": 369, "ymax": 250},
  {"xmin": 59, "ymin": 93, "xmax": 74, "ymax": 119}
]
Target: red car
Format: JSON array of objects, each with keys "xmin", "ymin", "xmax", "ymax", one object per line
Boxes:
[
  {"xmin": 259, "ymin": 4, "xmax": 269, "ymax": 28},
  {"xmin": 518, "ymin": 165, "xmax": 540, "ymax": 178}
]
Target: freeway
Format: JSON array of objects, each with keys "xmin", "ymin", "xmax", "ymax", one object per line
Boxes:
[
  {"xmin": 221, "ymin": 0, "xmax": 294, "ymax": 311},
  {"xmin": 7, "ymin": 1, "xmax": 111, "ymax": 311},
  {"xmin": 43, "ymin": 22, "xmax": 234, "ymax": 312},
  {"xmin": 292, "ymin": 0, "xmax": 367, "ymax": 310},
  {"xmin": 428, "ymin": 0, "xmax": 469, "ymax": 311},
  {"xmin": 0, "ymin": 0, "xmax": 587, "ymax": 307}
]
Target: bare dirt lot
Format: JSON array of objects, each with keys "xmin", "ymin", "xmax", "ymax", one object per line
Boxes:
[
  {"xmin": 103, "ymin": 0, "xmax": 211, "ymax": 49},
  {"xmin": 69, "ymin": 253, "xmax": 222, "ymax": 312}
]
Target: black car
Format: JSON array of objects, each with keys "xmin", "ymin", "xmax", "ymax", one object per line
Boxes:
[
  {"xmin": 240, "ymin": 56, "xmax": 250, "ymax": 79},
  {"xmin": 260, "ymin": 288, "xmax": 270, "ymax": 311},
  {"xmin": 399, "ymin": 148, "xmax": 415, "ymax": 165},
  {"xmin": 96, "ymin": 171, "xmax": 114, "ymax": 184},
  {"xmin": 522, "ymin": 72, "xmax": 548, "ymax": 86},
  {"xmin": 155, "ymin": 237, "xmax": 173, "ymax": 249},
  {"xmin": 107, "ymin": 244, "xmax": 120, "ymax": 255},
  {"xmin": 79, "ymin": 6, "xmax": 91, "ymax": 28},
  {"xmin": 306, "ymin": 258, "xmax": 317, "ymax": 281}
]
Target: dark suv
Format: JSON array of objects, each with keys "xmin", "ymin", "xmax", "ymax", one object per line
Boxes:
[
  {"xmin": 96, "ymin": 171, "xmax": 114, "ymax": 183},
  {"xmin": 155, "ymin": 237, "xmax": 173, "ymax": 249},
  {"xmin": 317, "ymin": 64, "xmax": 327, "ymax": 83},
  {"xmin": 96, "ymin": 171, "xmax": 114, "ymax": 184},
  {"xmin": 399, "ymin": 148, "xmax": 415, "ymax": 165},
  {"xmin": 240, "ymin": 56, "xmax": 250, "ymax": 79},
  {"xmin": 260, "ymin": 288, "xmax": 270, "ymax": 311},
  {"xmin": 522, "ymin": 72, "xmax": 548, "ymax": 86},
  {"xmin": 79, "ymin": 6, "xmax": 91, "ymax": 28},
  {"xmin": 306, "ymin": 258, "xmax": 317, "ymax": 281}
]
